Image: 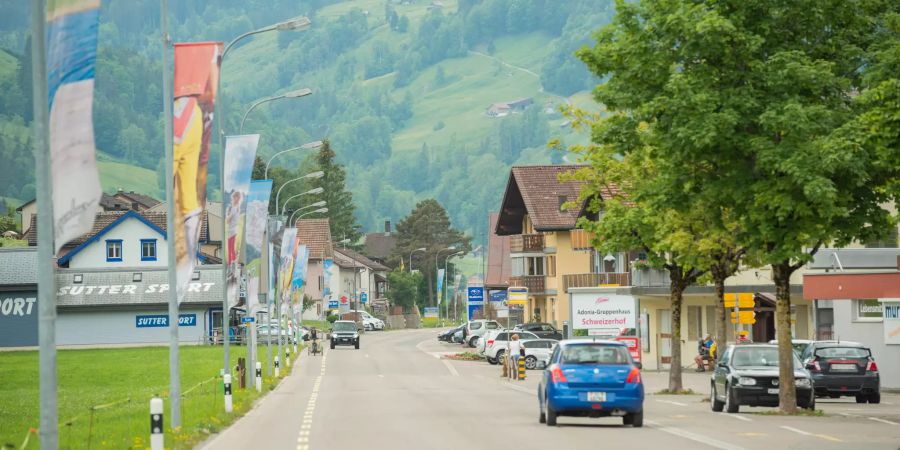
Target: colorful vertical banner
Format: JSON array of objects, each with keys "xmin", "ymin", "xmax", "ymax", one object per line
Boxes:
[
  {"xmin": 322, "ymin": 258, "xmax": 334, "ymax": 304},
  {"xmin": 223, "ymin": 134, "xmax": 259, "ymax": 308},
  {"xmin": 173, "ymin": 42, "xmax": 222, "ymax": 301},
  {"xmin": 47, "ymin": 0, "xmax": 102, "ymax": 252},
  {"xmin": 243, "ymin": 180, "xmax": 272, "ymax": 311},
  {"xmin": 436, "ymin": 268, "xmax": 445, "ymax": 305},
  {"xmin": 291, "ymin": 245, "xmax": 310, "ymax": 291},
  {"xmin": 278, "ymin": 227, "xmax": 298, "ymax": 302}
]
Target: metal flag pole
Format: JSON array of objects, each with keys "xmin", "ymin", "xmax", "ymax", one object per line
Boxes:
[
  {"xmin": 30, "ymin": 0, "xmax": 58, "ymax": 446},
  {"xmin": 160, "ymin": 0, "xmax": 181, "ymax": 428}
]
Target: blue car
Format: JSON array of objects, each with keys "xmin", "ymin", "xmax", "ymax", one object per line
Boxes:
[{"xmin": 538, "ymin": 339, "xmax": 644, "ymax": 427}]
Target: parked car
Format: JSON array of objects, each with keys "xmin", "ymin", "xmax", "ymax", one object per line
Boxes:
[
  {"xmin": 452, "ymin": 328, "xmax": 465, "ymax": 344},
  {"xmin": 799, "ymin": 341, "xmax": 880, "ymax": 403},
  {"xmin": 439, "ymin": 325, "xmax": 464, "ymax": 342},
  {"xmin": 538, "ymin": 339, "xmax": 644, "ymax": 427},
  {"xmin": 484, "ymin": 331, "xmax": 540, "ymax": 364},
  {"xmin": 464, "ymin": 320, "xmax": 502, "ymax": 347},
  {"xmin": 476, "ymin": 329, "xmax": 504, "ymax": 357},
  {"xmin": 710, "ymin": 344, "xmax": 815, "ymax": 413},
  {"xmin": 330, "ymin": 320, "xmax": 360, "ymax": 349},
  {"xmin": 350, "ymin": 309, "xmax": 385, "ymax": 331},
  {"xmin": 514, "ymin": 322, "xmax": 563, "ymax": 341},
  {"xmin": 522, "ymin": 339, "xmax": 557, "ymax": 369},
  {"xmin": 256, "ymin": 324, "xmax": 296, "ymax": 344},
  {"xmin": 768, "ymin": 339, "xmax": 814, "ymax": 358}
]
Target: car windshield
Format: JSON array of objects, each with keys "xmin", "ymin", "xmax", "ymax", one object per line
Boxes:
[
  {"xmin": 732, "ymin": 347, "xmax": 802, "ymax": 367},
  {"xmin": 815, "ymin": 347, "xmax": 870, "ymax": 358},
  {"xmin": 560, "ymin": 345, "xmax": 630, "ymax": 365},
  {"xmin": 333, "ymin": 322, "xmax": 356, "ymax": 332}
]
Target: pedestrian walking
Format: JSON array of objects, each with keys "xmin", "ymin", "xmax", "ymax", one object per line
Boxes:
[{"xmin": 508, "ymin": 334, "xmax": 522, "ymax": 380}]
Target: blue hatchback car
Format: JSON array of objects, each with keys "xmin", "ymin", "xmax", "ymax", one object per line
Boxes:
[{"xmin": 538, "ymin": 339, "xmax": 644, "ymax": 427}]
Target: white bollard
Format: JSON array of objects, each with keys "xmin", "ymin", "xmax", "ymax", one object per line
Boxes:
[
  {"xmin": 275, "ymin": 356, "xmax": 280, "ymax": 377},
  {"xmin": 255, "ymin": 361, "xmax": 262, "ymax": 392},
  {"xmin": 150, "ymin": 397, "xmax": 164, "ymax": 450},
  {"xmin": 293, "ymin": 343, "xmax": 298, "ymax": 354},
  {"xmin": 286, "ymin": 345, "xmax": 291, "ymax": 367},
  {"xmin": 223, "ymin": 374, "xmax": 233, "ymax": 413}
]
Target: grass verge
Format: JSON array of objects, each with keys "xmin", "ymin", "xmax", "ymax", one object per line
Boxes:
[
  {"xmin": 0, "ymin": 344, "xmax": 300, "ymax": 449},
  {"xmin": 655, "ymin": 389, "xmax": 698, "ymax": 395},
  {"xmin": 749, "ymin": 408, "xmax": 826, "ymax": 417},
  {"xmin": 442, "ymin": 352, "xmax": 483, "ymax": 361}
]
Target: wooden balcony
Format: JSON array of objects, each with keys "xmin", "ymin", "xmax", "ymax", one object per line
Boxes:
[
  {"xmin": 562, "ymin": 272, "xmax": 631, "ymax": 292},
  {"xmin": 510, "ymin": 233, "xmax": 545, "ymax": 253},
  {"xmin": 509, "ymin": 275, "xmax": 545, "ymax": 294},
  {"xmin": 570, "ymin": 229, "xmax": 596, "ymax": 251}
]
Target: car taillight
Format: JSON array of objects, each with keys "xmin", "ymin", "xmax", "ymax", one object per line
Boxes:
[
  {"xmin": 487, "ymin": 339, "xmax": 494, "ymax": 347},
  {"xmin": 550, "ymin": 364, "xmax": 567, "ymax": 383},
  {"xmin": 626, "ymin": 366, "xmax": 641, "ymax": 384},
  {"xmin": 866, "ymin": 359, "xmax": 878, "ymax": 372},
  {"xmin": 808, "ymin": 358, "xmax": 821, "ymax": 372}
]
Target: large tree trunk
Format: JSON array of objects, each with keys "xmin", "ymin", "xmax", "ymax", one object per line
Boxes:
[
  {"xmin": 668, "ymin": 270, "xmax": 686, "ymax": 392},
  {"xmin": 711, "ymin": 264, "xmax": 727, "ymax": 362},
  {"xmin": 772, "ymin": 262, "xmax": 798, "ymax": 413}
]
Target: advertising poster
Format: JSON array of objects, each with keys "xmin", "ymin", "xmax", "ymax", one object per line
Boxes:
[
  {"xmin": 278, "ymin": 228, "xmax": 298, "ymax": 302},
  {"xmin": 223, "ymin": 134, "xmax": 259, "ymax": 308},
  {"xmin": 883, "ymin": 301, "xmax": 900, "ymax": 345},
  {"xmin": 291, "ymin": 244, "xmax": 310, "ymax": 292},
  {"xmin": 172, "ymin": 42, "xmax": 222, "ymax": 301},
  {"xmin": 322, "ymin": 258, "xmax": 334, "ymax": 305},
  {"xmin": 570, "ymin": 292, "xmax": 637, "ymax": 334},
  {"xmin": 243, "ymin": 180, "xmax": 272, "ymax": 310},
  {"xmin": 47, "ymin": 0, "xmax": 103, "ymax": 252},
  {"xmin": 436, "ymin": 268, "xmax": 445, "ymax": 305}
]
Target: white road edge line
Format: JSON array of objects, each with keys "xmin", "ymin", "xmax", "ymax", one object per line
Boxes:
[
  {"xmin": 868, "ymin": 417, "xmax": 899, "ymax": 426},
  {"xmin": 655, "ymin": 399, "xmax": 688, "ymax": 407},
  {"xmin": 441, "ymin": 359, "xmax": 460, "ymax": 377},
  {"xmin": 780, "ymin": 426, "xmax": 812, "ymax": 436},
  {"xmin": 722, "ymin": 414, "xmax": 752, "ymax": 422},
  {"xmin": 646, "ymin": 420, "xmax": 746, "ymax": 450}
]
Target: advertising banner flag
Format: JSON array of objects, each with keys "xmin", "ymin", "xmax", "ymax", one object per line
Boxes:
[
  {"xmin": 47, "ymin": 0, "xmax": 103, "ymax": 253},
  {"xmin": 223, "ymin": 134, "xmax": 259, "ymax": 308},
  {"xmin": 436, "ymin": 268, "xmax": 445, "ymax": 305},
  {"xmin": 243, "ymin": 180, "xmax": 272, "ymax": 311},
  {"xmin": 278, "ymin": 227, "xmax": 298, "ymax": 302},
  {"xmin": 322, "ymin": 258, "xmax": 334, "ymax": 304},
  {"xmin": 291, "ymin": 245, "xmax": 310, "ymax": 292},
  {"xmin": 173, "ymin": 42, "xmax": 222, "ymax": 301}
]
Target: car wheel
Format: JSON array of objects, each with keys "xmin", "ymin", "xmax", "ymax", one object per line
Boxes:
[
  {"xmin": 495, "ymin": 350, "xmax": 505, "ymax": 364},
  {"xmin": 330, "ymin": 341, "xmax": 335, "ymax": 350},
  {"xmin": 868, "ymin": 392, "xmax": 881, "ymax": 404},
  {"xmin": 545, "ymin": 396, "xmax": 557, "ymax": 426},
  {"xmin": 468, "ymin": 336, "xmax": 479, "ymax": 348},
  {"xmin": 856, "ymin": 394, "xmax": 867, "ymax": 404},
  {"xmin": 624, "ymin": 410, "xmax": 643, "ymax": 428},
  {"xmin": 525, "ymin": 356, "xmax": 537, "ymax": 370},
  {"xmin": 802, "ymin": 395, "xmax": 816, "ymax": 410},
  {"xmin": 355, "ymin": 340, "xmax": 360, "ymax": 350},
  {"xmin": 724, "ymin": 383, "xmax": 739, "ymax": 413},
  {"xmin": 710, "ymin": 383, "xmax": 724, "ymax": 412},
  {"xmin": 487, "ymin": 357, "xmax": 498, "ymax": 365}
]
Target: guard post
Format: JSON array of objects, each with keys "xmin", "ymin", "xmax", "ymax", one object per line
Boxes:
[
  {"xmin": 518, "ymin": 357, "xmax": 526, "ymax": 381},
  {"xmin": 223, "ymin": 374, "xmax": 233, "ymax": 413},
  {"xmin": 255, "ymin": 361, "xmax": 262, "ymax": 392},
  {"xmin": 150, "ymin": 397, "xmax": 163, "ymax": 450}
]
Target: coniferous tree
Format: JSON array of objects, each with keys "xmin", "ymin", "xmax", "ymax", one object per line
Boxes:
[{"xmin": 308, "ymin": 140, "xmax": 361, "ymax": 242}]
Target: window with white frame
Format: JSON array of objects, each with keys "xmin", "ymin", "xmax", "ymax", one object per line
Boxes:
[{"xmin": 106, "ymin": 240, "xmax": 122, "ymax": 262}]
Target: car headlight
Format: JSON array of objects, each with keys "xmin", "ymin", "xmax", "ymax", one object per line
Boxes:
[
  {"xmin": 795, "ymin": 378, "xmax": 811, "ymax": 388},
  {"xmin": 738, "ymin": 377, "xmax": 757, "ymax": 386}
]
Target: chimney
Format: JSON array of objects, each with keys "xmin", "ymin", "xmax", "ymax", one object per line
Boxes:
[
  {"xmin": 132, "ymin": 202, "xmax": 140, "ymax": 211},
  {"xmin": 384, "ymin": 220, "xmax": 391, "ymax": 236}
]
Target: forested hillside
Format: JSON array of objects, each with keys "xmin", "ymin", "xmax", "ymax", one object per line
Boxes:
[{"xmin": 0, "ymin": 0, "xmax": 613, "ymax": 236}]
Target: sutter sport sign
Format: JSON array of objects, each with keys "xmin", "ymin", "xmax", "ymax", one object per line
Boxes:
[
  {"xmin": 59, "ymin": 282, "xmax": 215, "ymax": 296},
  {"xmin": 570, "ymin": 292, "xmax": 636, "ymax": 332},
  {"xmin": 0, "ymin": 291, "xmax": 39, "ymax": 347},
  {"xmin": 135, "ymin": 314, "xmax": 197, "ymax": 328}
]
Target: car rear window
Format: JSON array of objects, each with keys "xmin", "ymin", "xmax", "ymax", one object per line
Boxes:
[
  {"xmin": 486, "ymin": 322, "xmax": 500, "ymax": 329},
  {"xmin": 815, "ymin": 347, "xmax": 870, "ymax": 358},
  {"xmin": 561, "ymin": 345, "xmax": 630, "ymax": 365}
]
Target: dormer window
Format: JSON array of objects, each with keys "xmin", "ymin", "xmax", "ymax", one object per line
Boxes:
[{"xmin": 558, "ymin": 195, "xmax": 567, "ymax": 211}]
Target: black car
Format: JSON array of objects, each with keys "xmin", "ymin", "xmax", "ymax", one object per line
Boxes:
[
  {"xmin": 711, "ymin": 344, "xmax": 815, "ymax": 413},
  {"xmin": 438, "ymin": 325, "xmax": 464, "ymax": 342},
  {"xmin": 330, "ymin": 320, "xmax": 360, "ymax": 349},
  {"xmin": 513, "ymin": 322, "xmax": 563, "ymax": 341},
  {"xmin": 800, "ymin": 341, "xmax": 880, "ymax": 403}
]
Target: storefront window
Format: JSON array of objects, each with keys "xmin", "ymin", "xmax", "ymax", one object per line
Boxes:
[{"xmin": 854, "ymin": 299, "xmax": 883, "ymax": 321}]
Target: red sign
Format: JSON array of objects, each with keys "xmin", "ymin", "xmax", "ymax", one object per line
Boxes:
[
  {"xmin": 339, "ymin": 296, "xmax": 348, "ymax": 305},
  {"xmin": 615, "ymin": 336, "xmax": 641, "ymax": 363}
]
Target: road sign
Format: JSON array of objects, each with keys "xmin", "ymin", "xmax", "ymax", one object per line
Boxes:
[
  {"xmin": 328, "ymin": 300, "xmax": 339, "ymax": 309},
  {"xmin": 508, "ymin": 287, "xmax": 528, "ymax": 305},
  {"xmin": 241, "ymin": 317, "xmax": 255, "ymax": 323},
  {"xmin": 724, "ymin": 293, "xmax": 754, "ymax": 308},
  {"xmin": 467, "ymin": 287, "xmax": 484, "ymax": 303},
  {"xmin": 360, "ymin": 292, "xmax": 368, "ymax": 304},
  {"xmin": 423, "ymin": 307, "xmax": 439, "ymax": 318},
  {"xmin": 730, "ymin": 310, "xmax": 756, "ymax": 324}
]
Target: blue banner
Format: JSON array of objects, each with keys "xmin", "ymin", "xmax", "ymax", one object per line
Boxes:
[
  {"xmin": 489, "ymin": 290, "xmax": 507, "ymax": 302},
  {"xmin": 135, "ymin": 314, "xmax": 197, "ymax": 328}
]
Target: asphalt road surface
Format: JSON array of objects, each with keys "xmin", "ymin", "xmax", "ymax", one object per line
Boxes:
[{"xmin": 200, "ymin": 328, "xmax": 900, "ymax": 450}]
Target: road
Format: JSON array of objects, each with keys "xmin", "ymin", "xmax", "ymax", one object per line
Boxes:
[{"xmin": 200, "ymin": 329, "xmax": 900, "ymax": 450}]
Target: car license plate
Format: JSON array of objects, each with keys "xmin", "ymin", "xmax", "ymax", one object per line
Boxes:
[
  {"xmin": 587, "ymin": 392, "xmax": 606, "ymax": 402},
  {"xmin": 767, "ymin": 388, "xmax": 779, "ymax": 394},
  {"xmin": 831, "ymin": 364, "xmax": 857, "ymax": 371}
]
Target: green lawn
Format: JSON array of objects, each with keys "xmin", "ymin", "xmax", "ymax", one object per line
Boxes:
[
  {"xmin": 0, "ymin": 345, "xmax": 299, "ymax": 449},
  {"xmin": 97, "ymin": 159, "xmax": 161, "ymax": 199}
]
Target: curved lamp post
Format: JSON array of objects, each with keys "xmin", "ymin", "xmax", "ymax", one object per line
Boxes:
[
  {"xmin": 409, "ymin": 247, "xmax": 426, "ymax": 272},
  {"xmin": 264, "ymin": 140, "xmax": 323, "ymax": 179},
  {"xmin": 240, "ymin": 88, "xmax": 312, "ymax": 134},
  {"xmin": 292, "ymin": 207, "xmax": 328, "ymax": 224},
  {"xmin": 281, "ymin": 186, "xmax": 324, "ymax": 214},
  {"xmin": 287, "ymin": 200, "xmax": 327, "ymax": 224},
  {"xmin": 443, "ymin": 251, "xmax": 465, "ymax": 322},
  {"xmin": 274, "ymin": 173, "xmax": 323, "ymax": 217}
]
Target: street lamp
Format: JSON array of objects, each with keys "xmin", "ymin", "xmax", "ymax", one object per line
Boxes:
[
  {"xmin": 281, "ymin": 187, "xmax": 324, "ymax": 214},
  {"xmin": 264, "ymin": 141, "xmax": 323, "ymax": 179},
  {"xmin": 240, "ymin": 88, "xmax": 312, "ymax": 134},
  {"xmin": 434, "ymin": 246, "xmax": 457, "ymax": 312},
  {"xmin": 444, "ymin": 251, "xmax": 465, "ymax": 322},
  {"xmin": 294, "ymin": 207, "xmax": 328, "ymax": 222},
  {"xmin": 288, "ymin": 201, "xmax": 327, "ymax": 224},
  {"xmin": 409, "ymin": 247, "xmax": 426, "ymax": 272},
  {"xmin": 274, "ymin": 173, "xmax": 324, "ymax": 217}
]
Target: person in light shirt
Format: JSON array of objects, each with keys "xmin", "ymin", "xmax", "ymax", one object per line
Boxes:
[{"xmin": 508, "ymin": 334, "xmax": 522, "ymax": 379}]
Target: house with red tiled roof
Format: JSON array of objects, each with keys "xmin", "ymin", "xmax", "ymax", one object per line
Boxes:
[
  {"xmin": 495, "ymin": 165, "xmax": 629, "ymax": 327},
  {"xmin": 294, "ymin": 218, "xmax": 334, "ymax": 319}
]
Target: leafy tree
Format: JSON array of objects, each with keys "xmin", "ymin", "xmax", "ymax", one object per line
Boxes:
[
  {"xmin": 386, "ymin": 270, "xmax": 422, "ymax": 311},
  {"xmin": 577, "ymin": 0, "xmax": 899, "ymax": 411},
  {"xmin": 308, "ymin": 140, "xmax": 362, "ymax": 243},
  {"xmin": 392, "ymin": 199, "xmax": 471, "ymax": 306}
]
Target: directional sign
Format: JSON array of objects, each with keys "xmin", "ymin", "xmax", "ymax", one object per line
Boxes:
[
  {"xmin": 508, "ymin": 287, "xmax": 528, "ymax": 305},
  {"xmin": 328, "ymin": 300, "xmax": 339, "ymax": 309},
  {"xmin": 467, "ymin": 287, "xmax": 484, "ymax": 303},
  {"xmin": 724, "ymin": 293, "xmax": 754, "ymax": 308},
  {"xmin": 360, "ymin": 292, "xmax": 368, "ymax": 304},
  {"xmin": 241, "ymin": 317, "xmax": 255, "ymax": 323}
]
